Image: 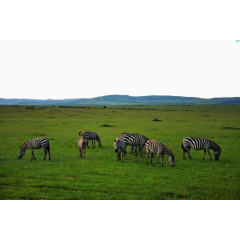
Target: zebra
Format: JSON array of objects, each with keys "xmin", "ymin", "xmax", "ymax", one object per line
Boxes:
[
  {"xmin": 78, "ymin": 137, "xmax": 86, "ymax": 159},
  {"xmin": 19, "ymin": 137, "xmax": 51, "ymax": 161},
  {"xmin": 145, "ymin": 139, "xmax": 175, "ymax": 167},
  {"xmin": 79, "ymin": 131, "xmax": 102, "ymax": 148},
  {"xmin": 181, "ymin": 137, "xmax": 221, "ymax": 160},
  {"xmin": 119, "ymin": 133, "xmax": 148, "ymax": 157},
  {"xmin": 114, "ymin": 137, "xmax": 127, "ymax": 161}
]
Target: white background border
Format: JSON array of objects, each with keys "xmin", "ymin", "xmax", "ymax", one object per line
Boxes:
[{"xmin": 0, "ymin": 0, "xmax": 240, "ymax": 40}]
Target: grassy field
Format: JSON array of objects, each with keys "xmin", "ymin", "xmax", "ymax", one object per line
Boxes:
[{"xmin": 0, "ymin": 105, "xmax": 240, "ymax": 200}]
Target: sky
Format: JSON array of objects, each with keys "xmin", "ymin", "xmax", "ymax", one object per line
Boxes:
[{"xmin": 0, "ymin": 40, "xmax": 239, "ymax": 99}]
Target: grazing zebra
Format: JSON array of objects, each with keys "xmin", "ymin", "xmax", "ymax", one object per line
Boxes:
[
  {"xmin": 181, "ymin": 137, "xmax": 221, "ymax": 160},
  {"xmin": 19, "ymin": 137, "xmax": 51, "ymax": 161},
  {"xmin": 114, "ymin": 138, "xmax": 127, "ymax": 161},
  {"xmin": 145, "ymin": 139, "xmax": 175, "ymax": 167},
  {"xmin": 78, "ymin": 137, "xmax": 86, "ymax": 159},
  {"xmin": 119, "ymin": 133, "xmax": 148, "ymax": 157},
  {"xmin": 79, "ymin": 131, "xmax": 102, "ymax": 148}
]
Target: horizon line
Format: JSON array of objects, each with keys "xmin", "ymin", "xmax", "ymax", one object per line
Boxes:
[{"xmin": 1, "ymin": 94, "xmax": 240, "ymax": 101}]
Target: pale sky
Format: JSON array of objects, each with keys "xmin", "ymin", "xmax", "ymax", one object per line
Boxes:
[{"xmin": 0, "ymin": 40, "xmax": 239, "ymax": 99}]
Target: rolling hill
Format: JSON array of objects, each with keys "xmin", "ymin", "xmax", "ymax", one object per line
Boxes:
[{"xmin": 0, "ymin": 95, "xmax": 240, "ymax": 106}]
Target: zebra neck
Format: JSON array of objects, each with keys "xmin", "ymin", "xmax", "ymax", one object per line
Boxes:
[
  {"xmin": 210, "ymin": 142, "xmax": 219, "ymax": 151},
  {"xmin": 165, "ymin": 148, "xmax": 173, "ymax": 157},
  {"xmin": 23, "ymin": 143, "xmax": 29, "ymax": 149}
]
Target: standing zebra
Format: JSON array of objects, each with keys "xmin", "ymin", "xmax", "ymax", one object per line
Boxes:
[
  {"xmin": 145, "ymin": 139, "xmax": 175, "ymax": 167},
  {"xmin": 114, "ymin": 137, "xmax": 127, "ymax": 161},
  {"xmin": 19, "ymin": 137, "xmax": 51, "ymax": 161},
  {"xmin": 119, "ymin": 133, "xmax": 148, "ymax": 157},
  {"xmin": 79, "ymin": 131, "xmax": 102, "ymax": 148},
  {"xmin": 181, "ymin": 137, "xmax": 221, "ymax": 160},
  {"xmin": 78, "ymin": 137, "xmax": 86, "ymax": 159}
]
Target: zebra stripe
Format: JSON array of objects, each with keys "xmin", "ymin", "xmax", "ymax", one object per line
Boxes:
[
  {"xmin": 119, "ymin": 133, "xmax": 148, "ymax": 156},
  {"xmin": 181, "ymin": 137, "xmax": 221, "ymax": 160},
  {"xmin": 145, "ymin": 139, "xmax": 175, "ymax": 167},
  {"xmin": 19, "ymin": 137, "xmax": 50, "ymax": 161},
  {"xmin": 79, "ymin": 131, "xmax": 102, "ymax": 148}
]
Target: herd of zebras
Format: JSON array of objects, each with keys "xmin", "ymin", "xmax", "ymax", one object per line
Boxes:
[{"xmin": 18, "ymin": 130, "xmax": 222, "ymax": 167}]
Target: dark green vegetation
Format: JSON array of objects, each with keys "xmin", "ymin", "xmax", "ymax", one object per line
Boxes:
[
  {"xmin": 0, "ymin": 105, "xmax": 240, "ymax": 200},
  {"xmin": 1, "ymin": 95, "xmax": 240, "ymax": 105}
]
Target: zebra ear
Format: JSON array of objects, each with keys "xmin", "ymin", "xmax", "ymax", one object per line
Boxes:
[{"xmin": 79, "ymin": 131, "xmax": 82, "ymax": 136}]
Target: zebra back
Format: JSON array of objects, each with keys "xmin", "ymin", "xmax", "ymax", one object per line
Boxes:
[
  {"xmin": 22, "ymin": 137, "xmax": 49, "ymax": 150},
  {"xmin": 120, "ymin": 133, "xmax": 148, "ymax": 146},
  {"xmin": 81, "ymin": 131, "xmax": 98, "ymax": 140},
  {"xmin": 146, "ymin": 139, "xmax": 174, "ymax": 157},
  {"xmin": 182, "ymin": 137, "xmax": 208, "ymax": 150}
]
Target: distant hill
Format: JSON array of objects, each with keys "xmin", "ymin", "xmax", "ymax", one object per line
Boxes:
[{"xmin": 0, "ymin": 95, "xmax": 240, "ymax": 106}]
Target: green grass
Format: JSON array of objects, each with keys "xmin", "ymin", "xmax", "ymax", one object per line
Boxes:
[{"xmin": 0, "ymin": 105, "xmax": 240, "ymax": 199}]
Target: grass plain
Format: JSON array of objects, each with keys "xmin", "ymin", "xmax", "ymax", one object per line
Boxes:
[{"xmin": 0, "ymin": 105, "xmax": 240, "ymax": 200}]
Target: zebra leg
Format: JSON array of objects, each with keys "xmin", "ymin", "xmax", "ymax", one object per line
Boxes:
[
  {"xmin": 152, "ymin": 153, "xmax": 159, "ymax": 166},
  {"xmin": 161, "ymin": 155, "xmax": 164, "ymax": 167},
  {"xmin": 43, "ymin": 148, "xmax": 47, "ymax": 160},
  {"xmin": 130, "ymin": 145, "xmax": 134, "ymax": 154},
  {"xmin": 121, "ymin": 151, "xmax": 124, "ymax": 162},
  {"xmin": 150, "ymin": 152, "xmax": 154, "ymax": 165},
  {"xmin": 202, "ymin": 150, "xmax": 206, "ymax": 160},
  {"xmin": 83, "ymin": 148, "xmax": 86, "ymax": 158},
  {"xmin": 79, "ymin": 148, "xmax": 81, "ymax": 158},
  {"xmin": 187, "ymin": 149, "xmax": 192, "ymax": 160},
  {"xmin": 47, "ymin": 145, "xmax": 51, "ymax": 160},
  {"xmin": 146, "ymin": 149, "xmax": 149, "ymax": 165},
  {"xmin": 117, "ymin": 151, "xmax": 121, "ymax": 161},
  {"xmin": 207, "ymin": 149, "xmax": 212, "ymax": 160},
  {"xmin": 135, "ymin": 146, "xmax": 138, "ymax": 156},
  {"xmin": 31, "ymin": 148, "xmax": 36, "ymax": 160},
  {"xmin": 181, "ymin": 143, "xmax": 186, "ymax": 159},
  {"xmin": 140, "ymin": 146, "xmax": 144, "ymax": 157},
  {"xmin": 86, "ymin": 140, "xmax": 89, "ymax": 148}
]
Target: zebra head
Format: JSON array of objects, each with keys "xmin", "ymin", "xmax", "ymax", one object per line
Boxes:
[
  {"xmin": 168, "ymin": 155, "xmax": 175, "ymax": 167},
  {"xmin": 96, "ymin": 135, "xmax": 102, "ymax": 147},
  {"xmin": 214, "ymin": 149, "xmax": 221, "ymax": 160},
  {"xmin": 114, "ymin": 139, "xmax": 119, "ymax": 153},
  {"xmin": 19, "ymin": 143, "xmax": 27, "ymax": 159},
  {"xmin": 114, "ymin": 139, "xmax": 123, "ymax": 160},
  {"xmin": 210, "ymin": 141, "xmax": 221, "ymax": 160}
]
